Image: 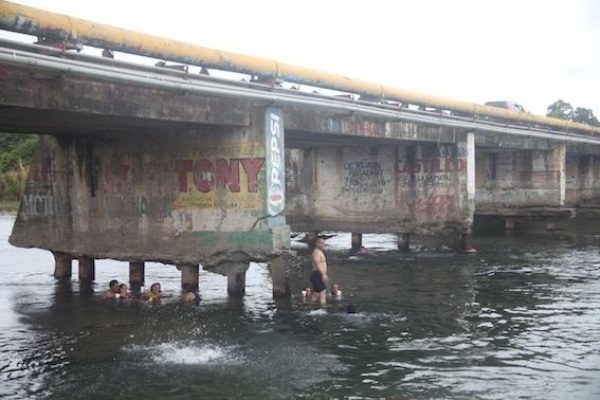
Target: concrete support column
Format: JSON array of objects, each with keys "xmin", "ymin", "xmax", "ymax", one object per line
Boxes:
[
  {"xmin": 351, "ymin": 233, "xmax": 363, "ymax": 254},
  {"xmin": 456, "ymin": 131, "xmax": 477, "ymax": 253},
  {"xmin": 129, "ymin": 261, "xmax": 145, "ymax": 293},
  {"xmin": 398, "ymin": 233, "xmax": 410, "ymax": 252},
  {"xmin": 78, "ymin": 257, "xmax": 95, "ymax": 282},
  {"xmin": 465, "ymin": 131, "xmax": 476, "ymax": 212},
  {"xmin": 180, "ymin": 264, "xmax": 200, "ymax": 293},
  {"xmin": 550, "ymin": 143, "xmax": 567, "ymax": 206},
  {"xmin": 454, "ymin": 231, "xmax": 477, "ymax": 254},
  {"xmin": 269, "ymin": 255, "xmax": 290, "ymax": 298},
  {"xmin": 505, "ymin": 217, "xmax": 515, "ymax": 231},
  {"xmin": 222, "ymin": 262, "xmax": 250, "ymax": 297},
  {"xmin": 53, "ymin": 252, "xmax": 72, "ymax": 279}
]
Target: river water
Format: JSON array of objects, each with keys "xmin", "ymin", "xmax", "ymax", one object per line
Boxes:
[{"xmin": 1, "ymin": 213, "xmax": 600, "ymax": 400}]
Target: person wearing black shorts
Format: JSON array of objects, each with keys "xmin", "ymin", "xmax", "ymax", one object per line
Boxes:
[{"xmin": 310, "ymin": 237, "xmax": 329, "ymax": 306}]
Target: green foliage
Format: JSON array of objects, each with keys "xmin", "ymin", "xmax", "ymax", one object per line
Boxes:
[
  {"xmin": 546, "ymin": 99, "xmax": 572, "ymax": 120},
  {"xmin": 546, "ymin": 100, "xmax": 600, "ymax": 127},
  {"xmin": 573, "ymin": 107, "xmax": 600, "ymax": 127},
  {"xmin": 0, "ymin": 133, "xmax": 38, "ymax": 173},
  {"xmin": 0, "ymin": 168, "xmax": 28, "ymax": 201},
  {"xmin": 0, "ymin": 133, "xmax": 37, "ymax": 202}
]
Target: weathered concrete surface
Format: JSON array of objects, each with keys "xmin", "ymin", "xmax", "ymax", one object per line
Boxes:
[
  {"xmin": 10, "ymin": 107, "xmax": 290, "ymax": 267},
  {"xmin": 475, "ymin": 144, "xmax": 567, "ymax": 215},
  {"xmin": 285, "ymin": 108, "xmax": 459, "ymax": 146},
  {"xmin": 286, "ymin": 132, "xmax": 474, "ymax": 235},
  {"xmin": 565, "ymin": 153, "xmax": 600, "ymax": 208},
  {"xmin": 0, "ymin": 66, "xmax": 251, "ymax": 135}
]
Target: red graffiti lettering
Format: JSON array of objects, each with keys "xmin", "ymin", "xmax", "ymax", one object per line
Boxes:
[
  {"xmin": 176, "ymin": 157, "xmax": 265, "ymax": 193},
  {"xmin": 217, "ymin": 159, "xmax": 240, "ymax": 192},
  {"xmin": 415, "ymin": 194, "xmax": 456, "ymax": 217},
  {"xmin": 175, "ymin": 159, "xmax": 193, "ymax": 192},
  {"xmin": 240, "ymin": 158, "xmax": 264, "ymax": 193},
  {"xmin": 194, "ymin": 159, "xmax": 214, "ymax": 193}
]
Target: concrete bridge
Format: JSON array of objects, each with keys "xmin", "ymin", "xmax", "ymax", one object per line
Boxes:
[{"xmin": 3, "ymin": 1, "xmax": 600, "ymax": 297}]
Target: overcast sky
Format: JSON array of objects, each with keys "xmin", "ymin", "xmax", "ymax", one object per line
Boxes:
[{"xmin": 3, "ymin": 0, "xmax": 600, "ymax": 116}]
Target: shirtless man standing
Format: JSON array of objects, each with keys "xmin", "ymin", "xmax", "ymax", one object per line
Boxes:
[{"xmin": 310, "ymin": 237, "xmax": 329, "ymax": 306}]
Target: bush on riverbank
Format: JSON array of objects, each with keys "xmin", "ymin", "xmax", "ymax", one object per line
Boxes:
[
  {"xmin": 0, "ymin": 133, "xmax": 36, "ymax": 204},
  {"xmin": 0, "ymin": 167, "xmax": 28, "ymax": 202}
]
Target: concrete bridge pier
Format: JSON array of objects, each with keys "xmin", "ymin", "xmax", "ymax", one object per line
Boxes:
[
  {"xmin": 129, "ymin": 261, "xmax": 145, "ymax": 293},
  {"xmin": 221, "ymin": 262, "xmax": 250, "ymax": 297},
  {"xmin": 505, "ymin": 218, "xmax": 515, "ymax": 231},
  {"xmin": 454, "ymin": 231, "xmax": 477, "ymax": 254},
  {"xmin": 179, "ymin": 264, "xmax": 200, "ymax": 293},
  {"xmin": 351, "ymin": 233, "xmax": 362, "ymax": 254},
  {"xmin": 398, "ymin": 233, "xmax": 410, "ymax": 252},
  {"xmin": 269, "ymin": 255, "xmax": 290, "ymax": 298},
  {"xmin": 53, "ymin": 252, "xmax": 72, "ymax": 279},
  {"xmin": 78, "ymin": 257, "xmax": 95, "ymax": 282}
]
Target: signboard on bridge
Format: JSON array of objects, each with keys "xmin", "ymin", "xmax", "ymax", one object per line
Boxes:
[{"xmin": 266, "ymin": 107, "xmax": 285, "ymax": 216}]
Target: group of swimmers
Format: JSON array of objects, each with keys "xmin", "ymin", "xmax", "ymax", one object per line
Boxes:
[
  {"xmin": 101, "ymin": 280, "xmax": 198, "ymax": 303},
  {"xmin": 301, "ymin": 282, "xmax": 342, "ymax": 300}
]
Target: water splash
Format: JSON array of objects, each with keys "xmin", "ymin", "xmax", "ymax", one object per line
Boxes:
[{"xmin": 124, "ymin": 341, "xmax": 240, "ymax": 365}]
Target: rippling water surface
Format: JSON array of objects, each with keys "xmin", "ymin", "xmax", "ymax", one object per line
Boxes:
[{"xmin": 1, "ymin": 213, "xmax": 600, "ymax": 399}]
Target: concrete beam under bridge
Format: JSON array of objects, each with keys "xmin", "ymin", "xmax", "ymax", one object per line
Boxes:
[
  {"xmin": 285, "ymin": 108, "xmax": 461, "ymax": 147},
  {"xmin": 0, "ymin": 66, "xmax": 251, "ymax": 135}
]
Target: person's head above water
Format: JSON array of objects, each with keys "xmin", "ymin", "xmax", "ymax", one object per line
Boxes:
[{"xmin": 330, "ymin": 283, "xmax": 341, "ymax": 296}]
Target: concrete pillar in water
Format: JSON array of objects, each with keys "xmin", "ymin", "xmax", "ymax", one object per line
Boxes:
[
  {"xmin": 221, "ymin": 262, "xmax": 250, "ymax": 297},
  {"xmin": 53, "ymin": 252, "xmax": 72, "ymax": 279},
  {"xmin": 129, "ymin": 261, "xmax": 145, "ymax": 293},
  {"xmin": 269, "ymin": 255, "xmax": 290, "ymax": 298},
  {"xmin": 551, "ymin": 143, "xmax": 567, "ymax": 207},
  {"xmin": 351, "ymin": 233, "xmax": 363, "ymax": 254},
  {"xmin": 398, "ymin": 233, "xmax": 410, "ymax": 252},
  {"xmin": 179, "ymin": 264, "xmax": 200, "ymax": 293},
  {"xmin": 505, "ymin": 217, "xmax": 515, "ymax": 231},
  {"xmin": 78, "ymin": 257, "xmax": 95, "ymax": 282},
  {"xmin": 454, "ymin": 231, "xmax": 477, "ymax": 254}
]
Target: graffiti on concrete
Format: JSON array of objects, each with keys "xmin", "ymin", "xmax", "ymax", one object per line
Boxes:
[
  {"xmin": 173, "ymin": 142, "xmax": 265, "ymax": 209},
  {"xmin": 343, "ymin": 160, "xmax": 387, "ymax": 194},
  {"xmin": 21, "ymin": 192, "xmax": 56, "ymax": 216},
  {"xmin": 415, "ymin": 194, "xmax": 456, "ymax": 217},
  {"xmin": 397, "ymin": 157, "xmax": 465, "ymax": 186},
  {"xmin": 20, "ymin": 159, "xmax": 57, "ymax": 216}
]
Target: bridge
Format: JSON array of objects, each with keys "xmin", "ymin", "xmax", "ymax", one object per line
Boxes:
[{"xmin": 2, "ymin": 1, "xmax": 600, "ymax": 297}]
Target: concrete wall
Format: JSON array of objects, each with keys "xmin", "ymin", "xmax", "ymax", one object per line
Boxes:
[
  {"xmin": 286, "ymin": 135, "xmax": 474, "ymax": 235},
  {"xmin": 10, "ymin": 107, "xmax": 289, "ymax": 266},
  {"xmin": 475, "ymin": 145, "xmax": 565, "ymax": 211},
  {"xmin": 565, "ymin": 153, "xmax": 600, "ymax": 206}
]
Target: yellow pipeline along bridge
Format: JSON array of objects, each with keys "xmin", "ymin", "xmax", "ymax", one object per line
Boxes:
[{"xmin": 0, "ymin": 0, "xmax": 599, "ymax": 137}]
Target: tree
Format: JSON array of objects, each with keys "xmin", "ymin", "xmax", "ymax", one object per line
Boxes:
[
  {"xmin": 0, "ymin": 134, "xmax": 38, "ymax": 173},
  {"xmin": 546, "ymin": 99, "xmax": 573, "ymax": 120},
  {"xmin": 573, "ymin": 107, "xmax": 600, "ymax": 127},
  {"xmin": 546, "ymin": 100, "xmax": 600, "ymax": 127}
]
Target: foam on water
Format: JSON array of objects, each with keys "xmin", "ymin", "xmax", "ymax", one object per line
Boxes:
[{"xmin": 125, "ymin": 341, "xmax": 240, "ymax": 365}]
